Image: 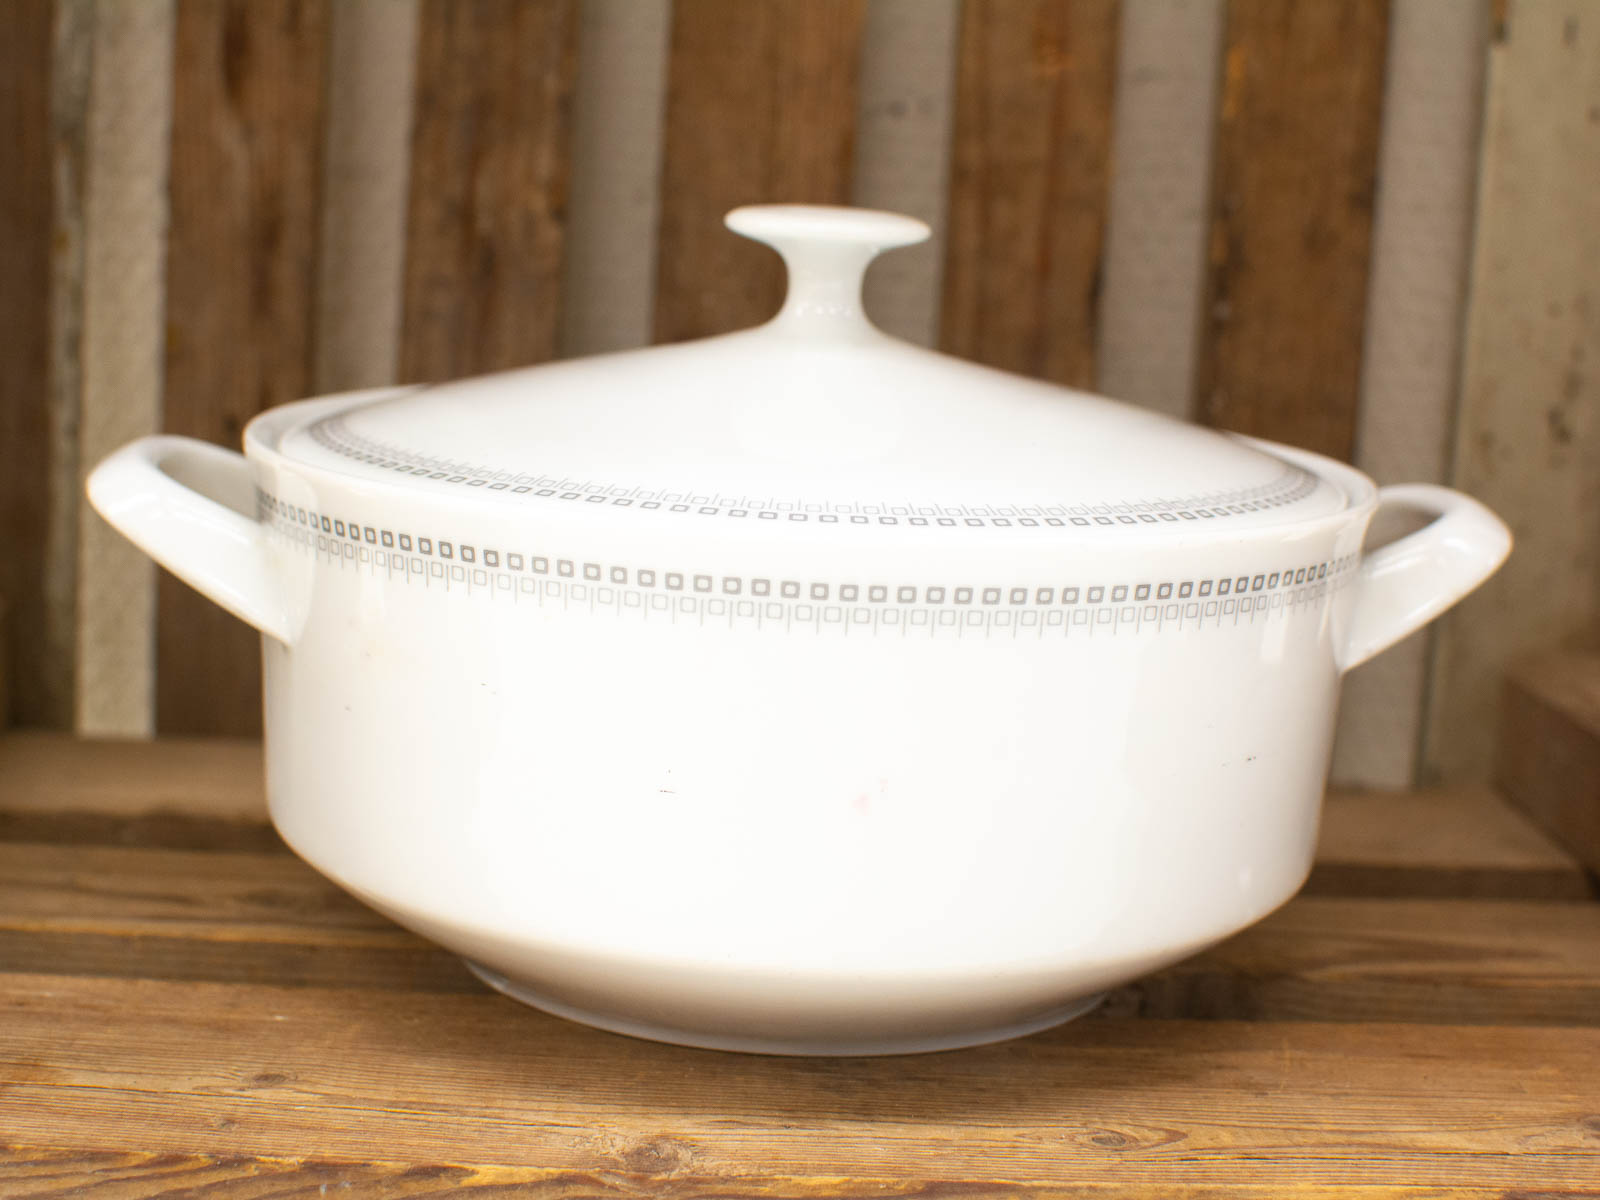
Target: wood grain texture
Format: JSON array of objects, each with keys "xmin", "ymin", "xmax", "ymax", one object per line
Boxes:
[
  {"xmin": 43, "ymin": 0, "xmax": 92, "ymax": 736},
  {"xmin": 1426, "ymin": 0, "xmax": 1600, "ymax": 782},
  {"xmin": 1195, "ymin": 0, "xmax": 1390, "ymax": 459},
  {"xmin": 74, "ymin": 0, "xmax": 175, "ymax": 738},
  {"xmin": 160, "ymin": 0, "xmax": 329, "ymax": 737},
  {"xmin": 3, "ymin": 827, "xmax": 1596, "ymax": 1025},
  {"xmin": 2, "ymin": 973, "xmax": 1597, "ymax": 1187},
  {"xmin": 654, "ymin": 0, "xmax": 867, "ymax": 344},
  {"xmin": 1095, "ymin": 0, "xmax": 1225, "ymax": 418},
  {"xmin": 0, "ymin": 0, "xmax": 59, "ymax": 727},
  {"xmin": 1498, "ymin": 652, "xmax": 1600, "ymax": 874},
  {"xmin": 557, "ymin": 0, "xmax": 671, "ymax": 358},
  {"xmin": 1, "ymin": 1147, "xmax": 1565, "ymax": 1200},
  {"xmin": 311, "ymin": 0, "xmax": 419, "ymax": 393},
  {"xmin": 400, "ymin": 0, "xmax": 578, "ymax": 382},
  {"xmin": 1312, "ymin": 786, "xmax": 1592, "ymax": 899},
  {"xmin": 940, "ymin": 0, "xmax": 1120, "ymax": 387},
  {"xmin": 0, "ymin": 733, "xmax": 268, "ymax": 848},
  {"xmin": 850, "ymin": 0, "xmax": 962, "ymax": 347},
  {"xmin": 1332, "ymin": 0, "xmax": 1494, "ymax": 790}
]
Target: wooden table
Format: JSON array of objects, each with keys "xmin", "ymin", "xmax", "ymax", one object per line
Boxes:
[{"xmin": 1, "ymin": 733, "xmax": 1596, "ymax": 1197}]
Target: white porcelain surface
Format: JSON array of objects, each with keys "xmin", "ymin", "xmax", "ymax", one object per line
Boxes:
[{"xmin": 87, "ymin": 205, "xmax": 1511, "ymax": 1055}]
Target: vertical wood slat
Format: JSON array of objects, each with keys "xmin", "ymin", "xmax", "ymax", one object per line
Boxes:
[
  {"xmin": 1426, "ymin": 0, "xmax": 1600, "ymax": 781},
  {"xmin": 654, "ymin": 0, "xmax": 867, "ymax": 344},
  {"xmin": 400, "ymin": 0, "xmax": 579, "ymax": 383},
  {"xmin": 940, "ymin": 0, "xmax": 1121, "ymax": 389},
  {"xmin": 0, "ymin": 0, "xmax": 58, "ymax": 726},
  {"xmin": 1331, "ymin": 0, "xmax": 1493, "ymax": 789},
  {"xmin": 558, "ymin": 0, "xmax": 671, "ymax": 359},
  {"xmin": 46, "ymin": 0, "xmax": 92, "ymax": 736},
  {"xmin": 159, "ymin": 0, "xmax": 330, "ymax": 737},
  {"xmin": 1095, "ymin": 0, "xmax": 1225, "ymax": 418},
  {"xmin": 850, "ymin": 0, "xmax": 962, "ymax": 348},
  {"xmin": 75, "ymin": 0, "xmax": 177, "ymax": 737},
  {"xmin": 312, "ymin": 0, "xmax": 420, "ymax": 394},
  {"xmin": 1196, "ymin": 0, "xmax": 1390, "ymax": 460}
]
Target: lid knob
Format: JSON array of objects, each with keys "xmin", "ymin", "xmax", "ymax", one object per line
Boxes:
[{"xmin": 725, "ymin": 205, "xmax": 931, "ymax": 337}]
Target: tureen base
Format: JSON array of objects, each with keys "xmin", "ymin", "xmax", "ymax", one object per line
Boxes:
[{"xmin": 463, "ymin": 959, "xmax": 1105, "ymax": 1056}]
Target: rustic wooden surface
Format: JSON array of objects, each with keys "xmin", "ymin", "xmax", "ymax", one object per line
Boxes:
[
  {"xmin": 940, "ymin": 0, "xmax": 1120, "ymax": 388},
  {"xmin": 653, "ymin": 0, "xmax": 866, "ymax": 344},
  {"xmin": 1195, "ymin": 0, "xmax": 1390, "ymax": 460},
  {"xmin": 159, "ymin": 0, "xmax": 329, "ymax": 739},
  {"xmin": 0, "ymin": 734, "xmax": 1595, "ymax": 1195},
  {"xmin": 1499, "ymin": 652, "xmax": 1600, "ymax": 875},
  {"xmin": 400, "ymin": 0, "xmax": 577, "ymax": 382}
]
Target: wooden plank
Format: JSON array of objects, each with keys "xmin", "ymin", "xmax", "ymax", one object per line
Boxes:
[
  {"xmin": 1195, "ymin": 0, "xmax": 1389, "ymax": 460},
  {"xmin": 159, "ymin": 0, "xmax": 330, "ymax": 738},
  {"xmin": 74, "ymin": 0, "xmax": 174, "ymax": 738},
  {"xmin": 2, "ymin": 973, "xmax": 1597, "ymax": 1187},
  {"xmin": 2, "ymin": 832, "xmax": 1595, "ymax": 1024},
  {"xmin": 1332, "ymin": 0, "xmax": 1493, "ymax": 790},
  {"xmin": 0, "ymin": 733, "xmax": 269, "ymax": 848},
  {"xmin": 1426, "ymin": 0, "xmax": 1600, "ymax": 782},
  {"xmin": 850, "ymin": 0, "xmax": 962, "ymax": 347},
  {"xmin": 1095, "ymin": 0, "xmax": 1225, "ymax": 418},
  {"xmin": 939, "ymin": 0, "xmax": 1120, "ymax": 388},
  {"xmin": 1498, "ymin": 652, "xmax": 1600, "ymax": 875},
  {"xmin": 557, "ymin": 0, "xmax": 671, "ymax": 358},
  {"xmin": 0, "ymin": 0, "xmax": 61, "ymax": 727},
  {"xmin": 43, "ymin": 0, "xmax": 92, "ymax": 736},
  {"xmin": 1311, "ymin": 785, "xmax": 1593, "ymax": 899},
  {"xmin": 399, "ymin": 0, "xmax": 578, "ymax": 382},
  {"xmin": 653, "ymin": 0, "xmax": 867, "ymax": 344},
  {"xmin": 1114, "ymin": 896, "xmax": 1600, "ymax": 1026},
  {"xmin": 0, "ymin": 1147, "xmax": 1552, "ymax": 1200},
  {"xmin": 311, "ymin": 0, "xmax": 419, "ymax": 393}
]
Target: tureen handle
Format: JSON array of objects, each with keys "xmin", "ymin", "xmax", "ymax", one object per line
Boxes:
[
  {"xmin": 1339, "ymin": 484, "xmax": 1511, "ymax": 672},
  {"xmin": 86, "ymin": 436, "xmax": 293, "ymax": 644},
  {"xmin": 725, "ymin": 205, "xmax": 930, "ymax": 335}
]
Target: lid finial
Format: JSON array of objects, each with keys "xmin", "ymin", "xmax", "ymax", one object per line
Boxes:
[{"xmin": 725, "ymin": 205, "xmax": 931, "ymax": 337}]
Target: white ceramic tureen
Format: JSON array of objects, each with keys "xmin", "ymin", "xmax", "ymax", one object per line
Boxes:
[{"xmin": 89, "ymin": 206, "xmax": 1510, "ymax": 1055}]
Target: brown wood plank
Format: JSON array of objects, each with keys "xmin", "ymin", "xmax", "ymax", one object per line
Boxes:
[
  {"xmin": 399, "ymin": 0, "xmax": 577, "ymax": 383},
  {"xmin": 0, "ymin": 733, "xmax": 269, "ymax": 848},
  {"xmin": 1310, "ymin": 785, "xmax": 1593, "ymax": 900},
  {"xmin": 159, "ymin": 0, "xmax": 330, "ymax": 738},
  {"xmin": 2, "ymin": 831, "xmax": 1596, "ymax": 1025},
  {"xmin": 1195, "ymin": 0, "xmax": 1390, "ymax": 459},
  {"xmin": 0, "ymin": 1147, "xmax": 1564, "ymax": 1200},
  {"xmin": 0, "ymin": 0, "xmax": 61, "ymax": 728},
  {"xmin": 653, "ymin": 0, "xmax": 866, "ymax": 344},
  {"xmin": 1499, "ymin": 652, "xmax": 1600, "ymax": 876},
  {"xmin": 1115, "ymin": 896, "xmax": 1600, "ymax": 1026},
  {"xmin": 2, "ymin": 973, "xmax": 1597, "ymax": 1187},
  {"xmin": 939, "ymin": 0, "xmax": 1119, "ymax": 388}
]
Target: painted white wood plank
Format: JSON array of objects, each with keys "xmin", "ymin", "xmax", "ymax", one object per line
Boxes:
[
  {"xmin": 74, "ymin": 0, "xmax": 175, "ymax": 738},
  {"xmin": 313, "ymin": 0, "xmax": 420, "ymax": 392},
  {"xmin": 1424, "ymin": 0, "xmax": 1600, "ymax": 781},
  {"xmin": 557, "ymin": 0, "xmax": 671, "ymax": 358},
  {"xmin": 850, "ymin": 0, "xmax": 961, "ymax": 347},
  {"xmin": 1095, "ymin": 0, "xmax": 1224, "ymax": 418},
  {"xmin": 1331, "ymin": 0, "xmax": 1492, "ymax": 788}
]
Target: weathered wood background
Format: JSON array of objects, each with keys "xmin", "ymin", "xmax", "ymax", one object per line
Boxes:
[{"xmin": 2, "ymin": 0, "xmax": 1596, "ymax": 790}]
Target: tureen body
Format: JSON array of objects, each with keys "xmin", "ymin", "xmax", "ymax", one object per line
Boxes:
[{"xmin": 88, "ymin": 207, "xmax": 1510, "ymax": 1053}]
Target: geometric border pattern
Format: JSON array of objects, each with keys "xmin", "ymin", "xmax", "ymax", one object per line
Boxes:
[
  {"xmin": 259, "ymin": 486, "xmax": 1359, "ymax": 640},
  {"xmin": 305, "ymin": 415, "xmax": 1326, "ymax": 531}
]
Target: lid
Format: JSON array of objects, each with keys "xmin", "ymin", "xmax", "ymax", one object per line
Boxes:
[{"xmin": 279, "ymin": 205, "xmax": 1347, "ymax": 534}]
